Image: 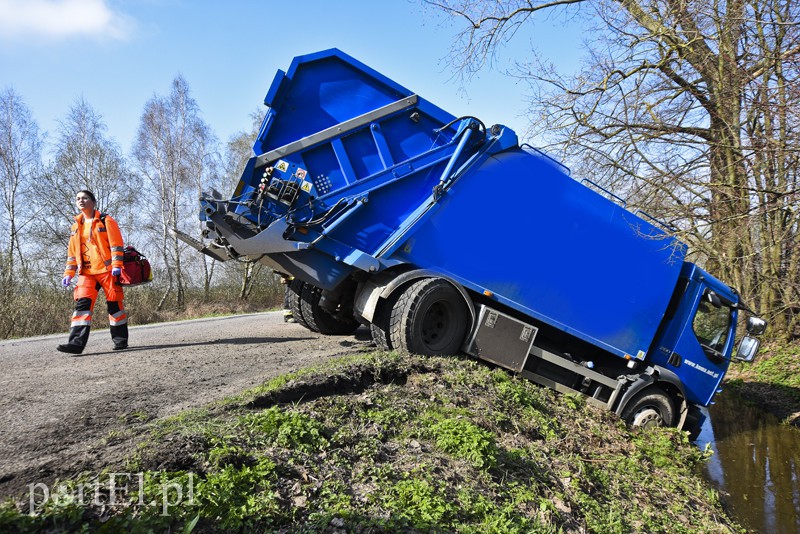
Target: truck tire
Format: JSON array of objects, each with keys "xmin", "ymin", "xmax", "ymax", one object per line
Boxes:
[
  {"xmin": 300, "ymin": 283, "xmax": 360, "ymax": 335},
  {"xmin": 370, "ymin": 292, "xmax": 400, "ymax": 351},
  {"xmin": 389, "ymin": 278, "xmax": 468, "ymax": 356},
  {"xmin": 287, "ymin": 279, "xmax": 313, "ymax": 331},
  {"xmin": 621, "ymin": 388, "xmax": 676, "ymax": 429},
  {"xmin": 370, "ymin": 323, "xmax": 390, "ymax": 350}
]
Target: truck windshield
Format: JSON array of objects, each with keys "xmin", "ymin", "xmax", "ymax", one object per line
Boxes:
[{"xmin": 693, "ymin": 300, "xmax": 733, "ymax": 359}]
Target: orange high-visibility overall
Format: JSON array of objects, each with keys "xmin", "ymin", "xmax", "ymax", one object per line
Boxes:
[{"xmin": 63, "ymin": 210, "xmax": 128, "ymax": 349}]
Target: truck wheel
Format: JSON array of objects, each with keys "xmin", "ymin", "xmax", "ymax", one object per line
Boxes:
[
  {"xmin": 370, "ymin": 322, "xmax": 391, "ymax": 350},
  {"xmin": 621, "ymin": 388, "xmax": 676, "ymax": 429},
  {"xmin": 300, "ymin": 283, "xmax": 360, "ymax": 335},
  {"xmin": 287, "ymin": 279, "xmax": 313, "ymax": 331},
  {"xmin": 389, "ymin": 278, "xmax": 468, "ymax": 356},
  {"xmin": 370, "ymin": 292, "xmax": 399, "ymax": 351}
]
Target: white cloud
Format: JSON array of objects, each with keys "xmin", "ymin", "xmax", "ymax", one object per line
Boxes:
[{"xmin": 0, "ymin": 0, "xmax": 132, "ymax": 41}]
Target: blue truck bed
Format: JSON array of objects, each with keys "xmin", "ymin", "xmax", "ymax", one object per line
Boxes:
[{"xmin": 201, "ymin": 48, "xmax": 688, "ymax": 363}]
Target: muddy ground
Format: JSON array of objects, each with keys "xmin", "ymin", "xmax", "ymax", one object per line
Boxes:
[{"xmin": 0, "ymin": 312, "xmax": 372, "ymax": 501}]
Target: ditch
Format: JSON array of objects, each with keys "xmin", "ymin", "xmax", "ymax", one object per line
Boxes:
[{"xmin": 697, "ymin": 392, "xmax": 800, "ymax": 533}]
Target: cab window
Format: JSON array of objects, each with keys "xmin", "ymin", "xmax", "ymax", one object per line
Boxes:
[{"xmin": 693, "ymin": 299, "xmax": 733, "ymax": 358}]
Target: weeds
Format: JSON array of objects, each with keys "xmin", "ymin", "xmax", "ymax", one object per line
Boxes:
[
  {"xmin": 237, "ymin": 407, "xmax": 328, "ymax": 452},
  {"xmin": 382, "ymin": 475, "xmax": 456, "ymax": 529},
  {"xmin": 427, "ymin": 417, "xmax": 498, "ymax": 469},
  {"xmin": 0, "ymin": 351, "xmax": 742, "ymax": 533},
  {"xmin": 192, "ymin": 458, "xmax": 279, "ymax": 531}
]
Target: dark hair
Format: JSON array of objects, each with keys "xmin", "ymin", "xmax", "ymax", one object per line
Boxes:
[{"xmin": 77, "ymin": 190, "xmax": 96, "ymax": 203}]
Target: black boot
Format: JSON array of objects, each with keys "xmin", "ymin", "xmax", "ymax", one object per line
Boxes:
[{"xmin": 57, "ymin": 344, "xmax": 83, "ymax": 355}]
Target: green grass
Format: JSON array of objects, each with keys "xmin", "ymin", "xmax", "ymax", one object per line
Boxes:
[
  {"xmin": 0, "ymin": 351, "xmax": 743, "ymax": 533},
  {"xmin": 725, "ymin": 341, "xmax": 800, "ymax": 425}
]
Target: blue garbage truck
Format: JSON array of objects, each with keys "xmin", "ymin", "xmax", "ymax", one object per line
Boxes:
[{"xmin": 180, "ymin": 49, "xmax": 766, "ymax": 435}]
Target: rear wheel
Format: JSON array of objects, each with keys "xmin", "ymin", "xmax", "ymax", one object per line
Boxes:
[
  {"xmin": 621, "ymin": 388, "xmax": 676, "ymax": 429},
  {"xmin": 370, "ymin": 322, "xmax": 390, "ymax": 350},
  {"xmin": 370, "ymin": 292, "xmax": 400, "ymax": 351},
  {"xmin": 287, "ymin": 279, "xmax": 312, "ymax": 331},
  {"xmin": 300, "ymin": 283, "xmax": 359, "ymax": 335},
  {"xmin": 389, "ymin": 278, "xmax": 468, "ymax": 356}
]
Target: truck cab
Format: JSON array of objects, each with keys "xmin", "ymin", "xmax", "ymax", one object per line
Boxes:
[{"xmin": 651, "ymin": 263, "xmax": 743, "ymax": 408}]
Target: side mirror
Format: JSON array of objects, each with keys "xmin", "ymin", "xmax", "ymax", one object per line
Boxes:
[
  {"xmin": 735, "ymin": 336, "xmax": 760, "ymax": 362},
  {"xmin": 746, "ymin": 316, "xmax": 767, "ymax": 335},
  {"xmin": 705, "ymin": 290, "xmax": 722, "ymax": 307}
]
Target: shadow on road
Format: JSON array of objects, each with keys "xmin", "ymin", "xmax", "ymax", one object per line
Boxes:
[
  {"xmin": 65, "ymin": 325, "xmax": 375, "ymax": 357},
  {"xmin": 71, "ymin": 329, "xmax": 375, "ymax": 357}
]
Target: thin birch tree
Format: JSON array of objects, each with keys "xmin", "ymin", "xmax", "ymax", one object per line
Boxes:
[
  {"xmin": 133, "ymin": 75, "xmax": 216, "ymax": 310},
  {"xmin": 0, "ymin": 88, "xmax": 42, "ymax": 294},
  {"xmin": 0, "ymin": 88, "xmax": 43, "ymax": 338}
]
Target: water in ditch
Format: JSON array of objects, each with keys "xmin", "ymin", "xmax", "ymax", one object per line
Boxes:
[{"xmin": 696, "ymin": 392, "xmax": 800, "ymax": 533}]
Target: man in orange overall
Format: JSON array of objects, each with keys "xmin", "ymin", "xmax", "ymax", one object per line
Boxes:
[{"xmin": 57, "ymin": 190, "xmax": 128, "ymax": 355}]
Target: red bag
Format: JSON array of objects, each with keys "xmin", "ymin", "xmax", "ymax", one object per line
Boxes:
[{"xmin": 119, "ymin": 246, "xmax": 153, "ymax": 286}]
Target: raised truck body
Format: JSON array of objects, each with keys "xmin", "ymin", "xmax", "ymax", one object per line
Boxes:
[{"xmin": 182, "ymin": 49, "xmax": 765, "ymax": 436}]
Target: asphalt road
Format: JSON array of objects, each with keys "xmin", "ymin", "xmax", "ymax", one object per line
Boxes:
[{"xmin": 0, "ymin": 312, "xmax": 372, "ymax": 500}]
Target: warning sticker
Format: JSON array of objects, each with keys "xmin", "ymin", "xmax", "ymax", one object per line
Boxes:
[
  {"xmin": 300, "ymin": 181, "xmax": 313, "ymax": 193},
  {"xmin": 275, "ymin": 160, "xmax": 289, "ymax": 173},
  {"xmin": 296, "ymin": 168, "xmax": 307, "ymax": 179}
]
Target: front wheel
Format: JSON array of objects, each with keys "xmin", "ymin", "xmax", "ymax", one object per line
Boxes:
[
  {"xmin": 388, "ymin": 278, "xmax": 468, "ymax": 356},
  {"xmin": 621, "ymin": 388, "xmax": 676, "ymax": 429}
]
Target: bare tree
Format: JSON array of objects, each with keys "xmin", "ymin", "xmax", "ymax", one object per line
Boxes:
[
  {"xmin": 192, "ymin": 121, "xmax": 222, "ymax": 299},
  {"xmin": 739, "ymin": 1, "xmax": 800, "ymax": 337},
  {"xmin": 224, "ymin": 110, "xmax": 264, "ymax": 192},
  {"xmin": 0, "ymin": 88, "xmax": 43, "ymax": 294},
  {"xmin": 0, "ymin": 88, "xmax": 43, "ymax": 339},
  {"xmin": 132, "ymin": 76, "xmax": 217, "ymax": 310},
  {"xmin": 220, "ymin": 109, "xmax": 268, "ymax": 300},
  {"xmin": 426, "ymin": 0, "xmax": 800, "ymax": 339}
]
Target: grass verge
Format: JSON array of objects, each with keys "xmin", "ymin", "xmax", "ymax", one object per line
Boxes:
[
  {"xmin": 725, "ymin": 341, "xmax": 800, "ymax": 426},
  {"xmin": 0, "ymin": 352, "xmax": 742, "ymax": 533}
]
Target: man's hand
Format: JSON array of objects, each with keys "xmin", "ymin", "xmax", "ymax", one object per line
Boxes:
[
  {"xmin": 111, "ymin": 267, "xmax": 121, "ymax": 277},
  {"xmin": 61, "ymin": 276, "xmax": 72, "ymax": 288}
]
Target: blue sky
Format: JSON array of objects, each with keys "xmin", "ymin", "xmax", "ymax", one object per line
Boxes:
[{"xmin": 0, "ymin": 0, "xmax": 585, "ymax": 156}]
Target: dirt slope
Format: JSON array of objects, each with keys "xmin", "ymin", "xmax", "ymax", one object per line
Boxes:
[{"xmin": 0, "ymin": 312, "xmax": 371, "ymax": 500}]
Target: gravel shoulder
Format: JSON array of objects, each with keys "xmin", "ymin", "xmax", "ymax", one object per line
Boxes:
[{"xmin": 0, "ymin": 312, "xmax": 372, "ymax": 500}]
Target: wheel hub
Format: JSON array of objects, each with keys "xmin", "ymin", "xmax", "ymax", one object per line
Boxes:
[
  {"xmin": 421, "ymin": 302, "xmax": 449, "ymax": 346},
  {"xmin": 631, "ymin": 407, "xmax": 664, "ymax": 428}
]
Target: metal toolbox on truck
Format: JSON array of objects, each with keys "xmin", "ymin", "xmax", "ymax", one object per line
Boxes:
[{"xmin": 465, "ymin": 306, "xmax": 538, "ymax": 372}]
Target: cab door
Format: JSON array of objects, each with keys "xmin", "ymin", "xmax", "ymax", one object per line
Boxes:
[{"xmin": 652, "ymin": 263, "xmax": 738, "ymax": 406}]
